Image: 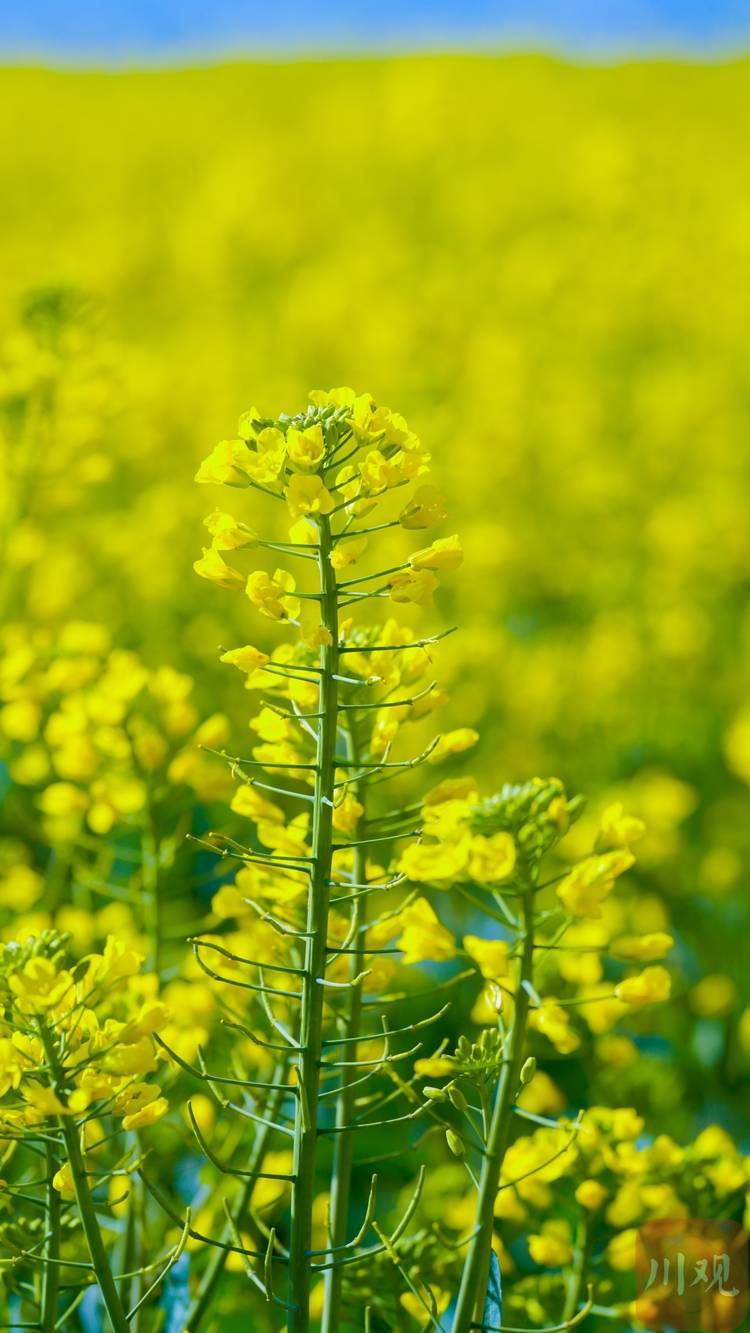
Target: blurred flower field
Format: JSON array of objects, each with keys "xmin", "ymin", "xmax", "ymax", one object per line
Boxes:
[{"xmin": 1, "ymin": 53, "xmax": 750, "ymax": 1330}]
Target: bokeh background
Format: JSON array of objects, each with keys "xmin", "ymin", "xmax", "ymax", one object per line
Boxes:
[{"xmin": 2, "ymin": 0, "xmax": 750, "ymax": 1173}]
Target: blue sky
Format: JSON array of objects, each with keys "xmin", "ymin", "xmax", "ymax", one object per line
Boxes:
[{"xmin": 2, "ymin": 0, "xmax": 750, "ymax": 61}]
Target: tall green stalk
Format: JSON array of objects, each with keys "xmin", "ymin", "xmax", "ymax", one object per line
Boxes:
[
  {"xmin": 40, "ymin": 1142, "xmax": 61, "ymax": 1333},
  {"xmin": 450, "ymin": 887, "xmax": 536, "ymax": 1333},
  {"xmin": 288, "ymin": 513, "xmax": 340, "ymax": 1332},
  {"xmin": 40, "ymin": 1025, "xmax": 130, "ymax": 1333},
  {"xmin": 321, "ymin": 721, "xmax": 365, "ymax": 1333}
]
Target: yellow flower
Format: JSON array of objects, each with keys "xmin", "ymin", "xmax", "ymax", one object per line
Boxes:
[
  {"xmin": 10, "ymin": 957, "xmax": 75, "ymax": 1014},
  {"xmin": 413, "ymin": 1053, "xmax": 456, "ymax": 1078},
  {"xmin": 424, "ymin": 777, "xmax": 479, "ymax": 806},
  {"xmin": 251, "ymin": 1149, "xmax": 295, "ymax": 1210},
  {"xmin": 596, "ymin": 1034, "xmax": 639, "ymax": 1068},
  {"xmin": 705, "ymin": 1157, "xmax": 747, "ymax": 1196},
  {"xmin": 106, "ymin": 1038, "xmax": 158, "ymax": 1076},
  {"xmin": 410, "ymin": 534, "xmax": 463, "ymax": 571},
  {"xmin": 640, "ymin": 1183, "xmax": 689, "ymax": 1218},
  {"xmin": 298, "ymin": 600, "xmax": 334, "ymax": 648},
  {"xmin": 596, "ymin": 802, "xmax": 646, "ymax": 851},
  {"xmin": 517, "ymin": 1070, "xmax": 565, "ymax": 1116},
  {"xmin": 285, "ymin": 474, "xmax": 334, "ymax": 519},
  {"xmin": 1, "ymin": 865, "xmax": 44, "ymax": 911},
  {"xmin": 692, "ymin": 1125, "xmax": 736, "ymax": 1159},
  {"xmin": 528, "ymin": 1220, "xmax": 574, "ymax": 1268},
  {"xmin": 467, "ymin": 832, "xmax": 516, "ymax": 884},
  {"xmin": 236, "ymin": 406, "xmax": 262, "ymax": 439},
  {"xmin": 556, "ymin": 850, "xmax": 635, "ymax": 919},
  {"xmin": 120, "ymin": 1000, "xmax": 170, "ymax": 1042},
  {"xmin": 359, "ymin": 448, "xmax": 407, "ymax": 493},
  {"xmin": 37, "ymin": 783, "xmax": 88, "ymax": 816},
  {"xmin": 400, "ymin": 1288, "xmax": 450, "ymax": 1321},
  {"xmin": 82, "ymin": 936, "xmax": 144, "ymax": 993},
  {"xmin": 286, "ymin": 423, "xmax": 326, "ymax": 470},
  {"xmin": 389, "ymin": 569, "xmax": 439, "ymax": 608},
  {"xmin": 610, "ymin": 932, "xmax": 673, "ymax": 962},
  {"xmin": 463, "ymin": 935, "xmax": 509, "ymax": 979},
  {"xmin": 606, "ymin": 1181, "xmax": 643, "ymax": 1228},
  {"xmin": 52, "ymin": 1163, "xmax": 76, "ymax": 1198},
  {"xmin": 528, "ymin": 1001, "xmax": 580, "ymax": 1054},
  {"xmin": 0, "ymin": 1038, "xmax": 24, "ymax": 1097},
  {"xmin": 400, "ymin": 485, "xmax": 448, "ymax": 529},
  {"xmin": 230, "ymin": 784, "xmax": 285, "ymax": 824},
  {"xmin": 332, "ymin": 791, "xmax": 364, "ymax": 834},
  {"xmin": 399, "ymin": 838, "xmax": 469, "ymax": 887},
  {"xmin": 113, "ymin": 1082, "xmax": 167, "ymax": 1131},
  {"xmin": 195, "ymin": 438, "xmax": 253, "ymax": 486},
  {"xmin": 330, "ymin": 535, "xmax": 368, "ymax": 570},
  {"xmin": 219, "ymin": 644, "xmax": 270, "ymax": 673},
  {"xmin": 396, "ymin": 898, "xmax": 457, "ymax": 964},
  {"xmin": 193, "ymin": 546, "xmax": 244, "ymax": 590},
  {"xmin": 203, "ymin": 509, "xmax": 257, "ymax": 550},
  {"xmin": 22, "ymin": 1082, "xmax": 68, "ymax": 1117},
  {"xmin": 246, "ymin": 568, "xmax": 300, "ymax": 620},
  {"xmin": 605, "ymin": 1229, "xmax": 638, "ymax": 1272},
  {"xmin": 615, "ymin": 965, "xmax": 671, "ymax": 1007},
  {"xmin": 123, "ymin": 1095, "xmax": 168, "ymax": 1131},
  {"xmin": 558, "ymin": 925, "xmax": 603, "ymax": 984},
  {"xmin": 428, "ymin": 729, "xmax": 479, "ymax": 764},
  {"xmin": 288, "ymin": 516, "xmax": 319, "ymax": 545},
  {"xmin": 577, "ymin": 984, "xmax": 627, "ymax": 1034},
  {"xmin": 689, "ymin": 973, "xmax": 737, "ymax": 1018},
  {"xmin": 0, "ymin": 698, "xmax": 41, "ymax": 742},
  {"xmin": 239, "ymin": 427, "xmax": 287, "ymax": 484}
]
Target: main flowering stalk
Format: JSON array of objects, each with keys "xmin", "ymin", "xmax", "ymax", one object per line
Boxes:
[
  {"xmin": 321, "ymin": 717, "xmax": 365, "ymax": 1333},
  {"xmin": 289, "ymin": 513, "xmax": 340, "ymax": 1330},
  {"xmin": 192, "ymin": 387, "xmax": 467, "ymax": 1329}
]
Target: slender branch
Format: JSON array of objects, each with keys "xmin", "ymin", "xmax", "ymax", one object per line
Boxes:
[
  {"xmin": 40, "ymin": 1143, "xmax": 61, "ymax": 1333},
  {"xmin": 39, "ymin": 1027, "xmax": 130, "ymax": 1333},
  {"xmin": 322, "ymin": 717, "xmax": 367, "ymax": 1333},
  {"xmin": 451, "ymin": 885, "xmax": 536, "ymax": 1333}
]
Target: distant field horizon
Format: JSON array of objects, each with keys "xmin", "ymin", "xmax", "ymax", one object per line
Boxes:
[{"xmin": 2, "ymin": 52, "xmax": 749, "ymax": 787}]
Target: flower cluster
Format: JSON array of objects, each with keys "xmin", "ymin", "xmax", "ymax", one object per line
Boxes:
[
  {"xmin": 0, "ymin": 931, "xmax": 169, "ymax": 1136},
  {"xmin": 0, "ymin": 620, "xmax": 231, "ymax": 842}
]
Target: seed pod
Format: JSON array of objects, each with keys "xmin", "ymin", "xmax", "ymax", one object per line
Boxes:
[
  {"xmin": 520, "ymin": 1056, "xmax": 536, "ymax": 1085},
  {"xmin": 423, "ymin": 1085, "xmax": 448, "ymax": 1102},
  {"xmin": 445, "ymin": 1129, "xmax": 465, "ymax": 1158},
  {"xmin": 447, "ymin": 1083, "xmax": 468, "ymax": 1111}
]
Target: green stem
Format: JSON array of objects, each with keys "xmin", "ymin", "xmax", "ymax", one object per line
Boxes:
[
  {"xmin": 40, "ymin": 1026, "xmax": 130, "ymax": 1333},
  {"xmin": 288, "ymin": 514, "xmax": 340, "ymax": 1333},
  {"xmin": 451, "ymin": 887, "xmax": 536, "ymax": 1333},
  {"xmin": 41, "ymin": 1142, "xmax": 61, "ymax": 1333},
  {"xmin": 321, "ymin": 722, "xmax": 365, "ymax": 1333},
  {"xmin": 563, "ymin": 1214, "xmax": 591, "ymax": 1323}
]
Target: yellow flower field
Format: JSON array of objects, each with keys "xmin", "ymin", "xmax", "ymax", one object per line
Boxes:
[{"xmin": 1, "ymin": 54, "xmax": 749, "ymax": 1332}]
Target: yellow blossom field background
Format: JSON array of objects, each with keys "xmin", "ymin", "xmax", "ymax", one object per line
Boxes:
[{"xmin": 2, "ymin": 53, "xmax": 750, "ymax": 1319}]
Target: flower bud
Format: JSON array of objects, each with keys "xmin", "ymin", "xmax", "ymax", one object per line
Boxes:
[
  {"xmin": 445, "ymin": 1129, "xmax": 465, "ymax": 1158},
  {"xmin": 423, "ymin": 1085, "xmax": 448, "ymax": 1102},
  {"xmin": 520, "ymin": 1057, "xmax": 536, "ymax": 1086}
]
